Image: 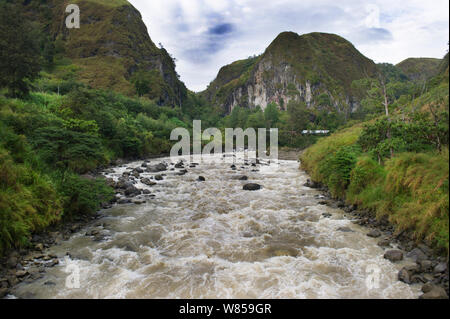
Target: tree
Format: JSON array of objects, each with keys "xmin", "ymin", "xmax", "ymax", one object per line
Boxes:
[
  {"xmin": 0, "ymin": 3, "xmax": 41, "ymax": 97},
  {"xmin": 246, "ymin": 108, "xmax": 265, "ymax": 129},
  {"xmin": 286, "ymin": 100, "xmax": 310, "ymax": 132},
  {"xmin": 264, "ymin": 102, "xmax": 279, "ymax": 128}
]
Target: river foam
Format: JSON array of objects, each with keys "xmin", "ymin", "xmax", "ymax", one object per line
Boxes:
[{"xmin": 11, "ymin": 154, "xmax": 421, "ymax": 299}]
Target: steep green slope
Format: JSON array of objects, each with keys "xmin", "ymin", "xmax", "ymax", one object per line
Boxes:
[
  {"xmin": 300, "ymin": 67, "xmax": 449, "ymax": 251},
  {"xmin": 201, "ymin": 32, "xmax": 378, "ymax": 114},
  {"xmin": 19, "ymin": 0, "xmax": 187, "ymax": 106},
  {"xmin": 396, "ymin": 57, "xmax": 442, "ymax": 82}
]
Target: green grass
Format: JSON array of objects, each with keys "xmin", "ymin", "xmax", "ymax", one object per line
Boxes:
[{"xmin": 301, "ymin": 125, "xmax": 449, "ymax": 252}]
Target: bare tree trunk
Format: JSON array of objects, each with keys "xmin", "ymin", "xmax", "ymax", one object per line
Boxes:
[{"xmin": 381, "ymin": 79, "xmax": 394, "ymax": 158}]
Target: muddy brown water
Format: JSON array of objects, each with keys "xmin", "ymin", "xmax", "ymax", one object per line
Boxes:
[{"xmin": 10, "ymin": 154, "xmax": 421, "ymax": 298}]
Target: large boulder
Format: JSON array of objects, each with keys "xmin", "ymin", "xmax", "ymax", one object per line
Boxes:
[
  {"xmin": 384, "ymin": 250, "xmax": 404, "ymax": 262},
  {"xmin": 243, "ymin": 183, "xmax": 262, "ymax": 191},
  {"xmin": 124, "ymin": 185, "xmax": 141, "ymax": 197}
]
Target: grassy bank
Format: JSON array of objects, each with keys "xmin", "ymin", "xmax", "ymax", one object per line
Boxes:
[{"xmin": 300, "ymin": 123, "xmax": 449, "ymax": 252}]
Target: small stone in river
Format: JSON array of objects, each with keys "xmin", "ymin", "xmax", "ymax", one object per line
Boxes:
[
  {"xmin": 398, "ymin": 268, "xmax": 410, "ymax": 284},
  {"xmin": 337, "ymin": 227, "xmax": 353, "ymax": 233},
  {"xmin": 243, "ymin": 183, "xmax": 261, "ymax": 191},
  {"xmin": 198, "ymin": 176, "xmax": 206, "ymax": 182},
  {"xmin": 367, "ymin": 229, "xmax": 382, "ymax": 238},
  {"xmin": 377, "ymin": 239, "xmax": 391, "ymax": 248},
  {"xmin": 155, "ymin": 175, "xmax": 164, "ymax": 181},
  {"xmin": 384, "ymin": 250, "xmax": 404, "ymax": 262},
  {"xmin": 141, "ymin": 178, "xmax": 156, "ymax": 186},
  {"xmin": 176, "ymin": 169, "xmax": 188, "ymax": 176}
]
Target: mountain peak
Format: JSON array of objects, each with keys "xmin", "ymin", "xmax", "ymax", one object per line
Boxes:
[{"xmin": 202, "ymin": 32, "xmax": 377, "ymax": 114}]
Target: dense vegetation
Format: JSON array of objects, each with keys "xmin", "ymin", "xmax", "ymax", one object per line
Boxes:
[
  {"xmin": 0, "ymin": 0, "xmax": 448, "ymax": 257},
  {"xmin": 0, "ymin": 1, "xmax": 211, "ymax": 254},
  {"xmin": 301, "ymin": 59, "xmax": 449, "ymax": 252}
]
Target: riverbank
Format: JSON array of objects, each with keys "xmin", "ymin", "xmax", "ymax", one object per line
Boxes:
[
  {"xmin": 299, "ymin": 125, "xmax": 449, "ymax": 299},
  {"xmin": 302, "ymin": 180, "xmax": 448, "ymax": 299}
]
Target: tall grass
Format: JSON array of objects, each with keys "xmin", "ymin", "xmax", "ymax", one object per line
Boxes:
[{"xmin": 301, "ymin": 129, "xmax": 449, "ymax": 252}]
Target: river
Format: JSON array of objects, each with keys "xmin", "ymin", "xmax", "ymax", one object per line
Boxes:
[{"xmin": 10, "ymin": 153, "xmax": 421, "ymax": 298}]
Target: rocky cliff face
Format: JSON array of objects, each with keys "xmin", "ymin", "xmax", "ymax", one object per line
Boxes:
[
  {"xmin": 22, "ymin": 0, "xmax": 187, "ymax": 106},
  {"xmin": 202, "ymin": 32, "xmax": 378, "ymax": 115}
]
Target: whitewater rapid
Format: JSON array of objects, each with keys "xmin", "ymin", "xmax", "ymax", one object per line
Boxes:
[{"xmin": 11, "ymin": 154, "xmax": 421, "ymax": 298}]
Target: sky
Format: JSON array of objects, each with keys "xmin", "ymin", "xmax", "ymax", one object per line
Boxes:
[{"xmin": 128, "ymin": 0, "xmax": 449, "ymax": 92}]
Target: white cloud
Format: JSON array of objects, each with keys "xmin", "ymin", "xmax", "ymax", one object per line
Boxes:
[{"xmin": 128, "ymin": 0, "xmax": 449, "ymax": 92}]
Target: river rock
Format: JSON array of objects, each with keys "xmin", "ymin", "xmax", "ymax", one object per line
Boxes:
[
  {"xmin": 398, "ymin": 268, "xmax": 411, "ymax": 284},
  {"xmin": 434, "ymin": 262, "xmax": 448, "ymax": 274},
  {"xmin": 418, "ymin": 260, "xmax": 433, "ymax": 272},
  {"xmin": 419, "ymin": 285, "xmax": 448, "ymax": 299},
  {"xmin": 384, "ymin": 250, "xmax": 403, "ymax": 262},
  {"xmin": 367, "ymin": 229, "xmax": 382, "ymax": 238},
  {"xmin": 0, "ymin": 278, "xmax": 8, "ymax": 289},
  {"xmin": 337, "ymin": 227, "xmax": 354, "ymax": 233},
  {"xmin": 46, "ymin": 259, "xmax": 59, "ymax": 267},
  {"xmin": 0, "ymin": 288, "xmax": 8, "ymax": 298},
  {"xmin": 377, "ymin": 238, "xmax": 391, "ymax": 248},
  {"xmin": 125, "ymin": 185, "xmax": 141, "ymax": 197},
  {"xmin": 118, "ymin": 198, "xmax": 132, "ymax": 204},
  {"xmin": 174, "ymin": 161, "xmax": 184, "ymax": 169},
  {"xmin": 147, "ymin": 163, "xmax": 168, "ymax": 172},
  {"xmin": 35, "ymin": 243, "xmax": 44, "ymax": 252},
  {"xmin": 176, "ymin": 169, "xmax": 188, "ymax": 176},
  {"xmin": 243, "ymin": 183, "xmax": 261, "ymax": 191},
  {"xmin": 417, "ymin": 244, "xmax": 433, "ymax": 257},
  {"xmin": 304, "ymin": 179, "xmax": 319, "ymax": 188},
  {"xmin": 141, "ymin": 178, "xmax": 156, "ymax": 186},
  {"xmin": 155, "ymin": 175, "xmax": 164, "ymax": 181},
  {"xmin": 232, "ymin": 175, "xmax": 248, "ymax": 181},
  {"xmin": 198, "ymin": 176, "xmax": 206, "ymax": 182},
  {"xmin": 407, "ymin": 248, "xmax": 428, "ymax": 262}
]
